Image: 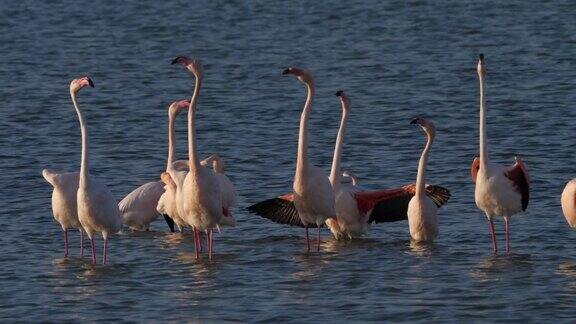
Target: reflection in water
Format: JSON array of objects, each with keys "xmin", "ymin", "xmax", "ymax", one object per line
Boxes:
[
  {"xmin": 408, "ymin": 240, "xmax": 436, "ymax": 257},
  {"xmin": 556, "ymin": 262, "xmax": 576, "ymax": 293},
  {"xmin": 470, "ymin": 253, "xmax": 533, "ymax": 281}
]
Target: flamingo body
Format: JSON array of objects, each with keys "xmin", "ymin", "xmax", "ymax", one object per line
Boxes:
[
  {"xmin": 119, "ymin": 181, "xmax": 165, "ymax": 231},
  {"xmin": 561, "ymin": 179, "xmax": 576, "ymax": 228},
  {"xmin": 42, "ymin": 170, "xmax": 80, "ymax": 231}
]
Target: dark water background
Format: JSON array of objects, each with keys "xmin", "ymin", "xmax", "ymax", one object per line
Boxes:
[{"xmin": 1, "ymin": 0, "xmax": 576, "ymax": 321}]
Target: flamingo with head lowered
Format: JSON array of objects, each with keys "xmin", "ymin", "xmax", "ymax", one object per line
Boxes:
[
  {"xmin": 249, "ymin": 90, "xmax": 450, "ymax": 240},
  {"xmin": 70, "ymin": 76, "xmax": 123, "ymax": 265},
  {"xmin": 471, "ymin": 54, "xmax": 530, "ymax": 254},
  {"xmin": 170, "ymin": 56, "xmax": 224, "ymax": 260}
]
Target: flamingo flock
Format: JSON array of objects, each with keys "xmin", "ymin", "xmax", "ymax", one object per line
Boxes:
[{"xmin": 42, "ymin": 53, "xmax": 574, "ymax": 265}]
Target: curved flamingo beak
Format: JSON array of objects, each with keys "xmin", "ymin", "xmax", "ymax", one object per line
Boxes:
[
  {"xmin": 87, "ymin": 78, "xmax": 95, "ymax": 88},
  {"xmin": 410, "ymin": 118, "xmax": 420, "ymax": 125},
  {"xmin": 282, "ymin": 68, "xmax": 290, "ymax": 75},
  {"xmin": 479, "ymin": 53, "xmax": 485, "ymax": 63},
  {"xmin": 335, "ymin": 90, "xmax": 344, "ymax": 97}
]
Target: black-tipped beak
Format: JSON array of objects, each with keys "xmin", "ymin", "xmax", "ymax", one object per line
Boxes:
[
  {"xmin": 410, "ymin": 118, "xmax": 420, "ymax": 125},
  {"xmin": 282, "ymin": 68, "xmax": 290, "ymax": 75},
  {"xmin": 335, "ymin": 90, "xmax": 344, "ymax": 97},
  {"xmin": 171, "ymin": 57, "xmax": 182, "ymax": 65},
  {"xmin": 163, "ymin": 215, "xmax": 175, "ymax": 233},
  {"xmin": 88, "ymin": 78, "xmax": 94, "ymax": 88},
  {"xmin": 479, "ymin": 53, "xmax": 484, "ymax": 62}
]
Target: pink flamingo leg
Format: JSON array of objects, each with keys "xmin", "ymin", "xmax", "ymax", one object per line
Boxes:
[
  {"xmin": 317, "ymin": 226, "xmax": 321, "ymax": 252},
  {"xmin": 90, "ymin": 238, "xmax": 97, "ymax": 265},
  {"xmin": 504, "ymin": 216, "xmax": 511, "ymax": 253},
  {"xmin": 208, "ymin": 229, "xmax": 213, "ymax": 261},
  {"xmin": 305, "ymin": 227, "xmax": 310, "ymax": 252},
  {"xmin": 488, "ymin": 218, "xmax": 498, "ymax": 255},
  {"xmin": 193, "ymin": 228, "xmax": 200, "ymax": 259},
  {"xmin": 79, "ymin": 229, "xmax": 84, "ymax": 257},
  {"xmin": 102, "ymin": 238, "xmax": 108, "ymax": 265},
  {"xmin": 64, "ymin": 230, "xmax": 69, "ymax": 257}
]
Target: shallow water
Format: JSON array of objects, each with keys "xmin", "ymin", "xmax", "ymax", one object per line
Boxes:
[{"xmin": 1, "ymin": 0, "xmax": 576, "ymax": 321}]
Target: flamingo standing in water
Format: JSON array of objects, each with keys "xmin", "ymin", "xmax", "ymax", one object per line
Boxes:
[
  {"xmin": 249, "ymin": 91, "xmax": 450, "ymax": 240},
  {"xmin": 42, "ymin": 170, "xmax": 84, "ymax": 256},
  {"xmin": 561, "ymin": 181, "xmax": 576, "ymax": 228},
  {"xmin": 70, "ymin": 76, "xmax": 123, "ymax": 265},
  {"xmin": 171, "ymin": 56, "xmax": 223, "ymax": 260},
  {"xmin": 472, "ymin": 54, "xmax": 530, "ymax": 254},
  {"xmin": 407, "ymin": 117, "xmax": 441, "ymax": 242}
]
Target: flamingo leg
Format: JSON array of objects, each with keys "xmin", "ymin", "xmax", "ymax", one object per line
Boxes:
[
  {"xmin": 488, "ymin": 217, "xmax": 498, "ymax": 255},
  {"xmin": 305, "ymin": 227, "xmax": 310, "ymax": 252},
  {"xmin": 317, "ymin": 226, "xmax": 321, "ymax": 252},
  {"xmin": 103, "ymin": 238, "xmax": 108, "ymax": 265},
  {"xmin": 79, "ymin": 229, "xmax": 84, "ymax": 257},
  {"xmin": 208, "ymin": 229, "xmax": 213, "ymax": 261},
  {"xmin": 90, "ymin": 237, "xmax": 97, "ymax": 265},
  {"xmin": 193, "ymin": 228, "xmax": 200, "ymax": 259},
  {"xmin": 504, "ymin": 216, "xmax": 511, "ymax": 254},
  {"xmin": 64, "ymin": 230, "xmax": 69, "ymax": 257}
]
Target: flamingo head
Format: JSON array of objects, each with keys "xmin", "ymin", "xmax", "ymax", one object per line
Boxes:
[
  {"xmin": 172, "ymin": 56, "xmax": 203, "ymax": 78},
  {"xmin": 282, "ymin": 67, "xmax": 313, "ymax": 85},
  {"xmin": 335, "ymin": 90, "xmax": 351, "ymax": 111},
  {"xmin": 411, "ymin": 117, "xmax": 436, "ymax": 137},
  {"xmin": 477, "ymin": 53, "xmax": 486, "ymax": 77},
  {"xmin": 70, "ymin": 76, "xmax": 94, "ymax": 94},
  {"xmin": 168, "ymin": 99, "xmax": 191, "ymax": 117}
]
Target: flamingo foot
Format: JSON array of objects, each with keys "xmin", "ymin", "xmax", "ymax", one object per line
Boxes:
[{"xmin": 488, "ymin": 218, "xmax": 498, "ymax": 255}]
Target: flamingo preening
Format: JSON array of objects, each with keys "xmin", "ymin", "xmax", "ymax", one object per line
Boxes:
[
  {"xmin": 171, "ymin": 56, "xmax": 224, "ymax": 260},
  {"xmin": 70, "ymin": 76, "xmax": 123, "ymax": 265},
  {"xmin": 407, "ymin": 117, "xmax": 441, "ymax": 242},
  {"xmin": 42, "ymin": 170, "xmax": 84, "ymax": 257},
  {"xmin": 472, "ymin": 54, "xmax": 530, "ymax": 254},
  {"xmin": 249, "ymin": 90, "xmax": 450, "ymax": 240}
]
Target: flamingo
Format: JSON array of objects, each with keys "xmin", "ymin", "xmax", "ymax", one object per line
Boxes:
[
  {"xmin": 70, "ymin": 76, "xmax": 123, "ymax": 265},
  {"xmin": 249, "ymin": 91, "xmax": 451, "ymax": 240},
  {"xmin": 407, "ymin": 117, "xmax": 440, "ymax": 242},
  {"xmin": 472, "ymin": 54, "xmax": 530, "ymax": 254},
  {"xmin": 119, "ymin": 100, "xmax": 191, "ymax": 232},
  {"xmin": 42, "ymin": 170, "xmax": 84, "ymax": 256},
  {"xmin": 171, "ymin": 56, "xmax": 223, "ymax": 260},
  {"xmin": 201, "ymin": 154, "xmax": 237, "ymax": 228},
  {"xmin": 561, "ymin": 180, "xmax": 576, "ymax": 228}
]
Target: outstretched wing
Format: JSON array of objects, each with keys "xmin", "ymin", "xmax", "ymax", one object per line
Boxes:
[
  {"xmin": 247, "ymin": 194, "xmax": 305, "ymax": 227},
  {"xmin": 356, "ymin": 184, "xmax": 451, "ymax": 224},
  {"xmin": 505, "ymin": 157, "xmax": 530, "ymax": 211}
]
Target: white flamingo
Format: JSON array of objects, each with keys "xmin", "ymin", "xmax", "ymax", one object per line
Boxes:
[
  {"xmin": 407, "ymin": 117, "xmax": 440, "ymax": 242},
  {"xmin": 472, "ymin": 54, "xmax": 530, "ymax": 254},
  {"xmin": 70, "ymin": 76, "xmax": 123, "ymax": 265},
  {"xmin": 280, "ymin": 67, "xmax": 336, "ymax": 251},
  {"xmin": 171, "ymin": 56, "xmax": 223, "ymax": 260},
  {"xmin": 249, "ymin": 91, "xmax": 450, "ymax": 240},
  {"xmin": 42, "ymin": 170, "xmax": 84, "ymax": 256},
  {"xmin": 119, "ymin": 100, "xmax": 191, "ymax": 232},
  {"xmin": 201, "ymin": 154, "xmax": 237, "ymax": 228},
  {"xmin": 561, "ymin": 180, "xmax": 576, "ymax": 228}
]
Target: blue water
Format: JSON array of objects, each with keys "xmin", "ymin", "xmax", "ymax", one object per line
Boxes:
[{"xmin": 1, "ymin": 0, "xmax": 576, "ymax": 321}]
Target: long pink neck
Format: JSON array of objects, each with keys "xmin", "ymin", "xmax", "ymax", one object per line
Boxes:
[
  {"xmin": 188, "ymin": 76, "xmax": 202, "ymax": 171},
  {"xmin": 479, "ymin": 73, "xmax": 489, "ymax": 171},
  {"xmin": 71, "ymin": 91, "xmax": 90, "ymax": 188},
  {"xmin": 167, "ymin": 110, "xmax": 177, "ymax": 171},
  {"xmin": 415, "ymin": 130, "xmax": 434, "ymax": 198},
  {"xmin": 329, "ymin": 102, "xmax": 349, "ymax": 187},
  {"xmin": 296, "ymin": 83, "xmax": 314, "ymax": 176}
]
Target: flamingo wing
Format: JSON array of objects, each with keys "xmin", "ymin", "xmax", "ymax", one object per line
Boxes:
[
  {"xmin": 471, "ymin": 156, "xmax": 480, "ymax": 183},
  {"xmin": 505, "ymin": 157, "xmax": 530, "ymax": 211},
  {"xmin": 356, "ymin": 184, "xmax": 451, "ymax": 224},
  {"xmin": 248, "ymin": 193, "xmax": 308, "ymax": 228}
]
